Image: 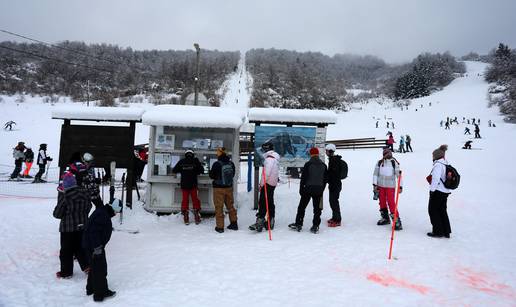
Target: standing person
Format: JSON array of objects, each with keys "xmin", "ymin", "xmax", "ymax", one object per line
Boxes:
[
  {"xmin": 22, "ymin": 147, "xmax": 34, "ymax": 178},
  {"xmin": 405, "ymin": 135, "xmax": 413, "ymax": 152},
  {"xmin": 392, "ymin": 122, "xmax": 395, "ymax": 129},
  {"xmin": 325, "ymin": 144, "xmax": 347, "ymax": 227},
  {"xmin": 33, "ymin": 143, "xmax": 52, "ymax": 183},
  {"xmin": 444, "ymin": 121, "xmax": 450, "ymax": 130},
  {"xmin": 426, "ymin": 145, "xmax": 452, "ymax": 238},
  {"xmin": 474, "ymin": 124, "xmax": 481, "ymax": 138},
  {"xmin": 173, "ymin": 149, "xmax": 204, "ymax": 225},
  {"xmin": 373, "ymin": 148, "xmax": 403, "ymax": 230},
  {"xmin": 10, "ymin": 141, "xmax": 26, "ymax": 180},
  {"xmin": 53, "ymin": 172, "xmax": 91, "ymax": 279},
  {"xmin": 209, "ymin": 147, "xmax": 238, "ymax": 233},
  {"xmin": 376, "ymin": 121, "xmax": 379, "ymax": 128},
  {"xmin": 386, "ymin": 122, "xmax": 390, "ymax": 129},
  {"xmin": 249, "ymin": 142, "xmax": 280, "ymax": 232},
  {"xmin": 82, "ymin": 199, "xmax": 119, "ymax": 302},
  {"xmin": 440, "ymin": 120, "xmax": 444, "ymax": 127},
  {"xmin": 488, "ymin": 120, "xmax": 492, "ymax": 127},
  {"xmin": 398, "ymin": 135, "xmax": 406, "ymax": 153},
  {"xmin": 289, "ymin": 148, "xmax": 328, "ymax": 234},
  {"xmin": 386, "ymin": 133, "xmax": 395, "ymax": 151},
  {"xmin": 133, "ymin": 146, "xmax": 148, "ymax": 183}
]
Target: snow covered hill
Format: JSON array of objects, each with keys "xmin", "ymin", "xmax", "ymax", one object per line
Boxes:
[{"xmin": 1, "ymin": 61, "xmax": 515, "ymax": 307}]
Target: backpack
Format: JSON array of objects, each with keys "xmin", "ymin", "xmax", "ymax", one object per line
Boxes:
[
  {"xmin": 217, "ymin": 161, "xmax": 234, "ymax": 186},
  {"xmin": 441, "ymin": 164, "xmax": 460, "ymax": 190},
  {"xmin": 339, "ymin": 159, "xmax": 348, "ymax": 179}
]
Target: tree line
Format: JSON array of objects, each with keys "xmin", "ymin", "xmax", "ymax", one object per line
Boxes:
[{"xmin": 485, "ymin": 43, "xmax": 516, "ymax": 121}]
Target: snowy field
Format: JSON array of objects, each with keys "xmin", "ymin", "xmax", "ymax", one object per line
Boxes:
[{"xmin": 1, "ymin": 61, "xmax": 516, "ymax": 307}]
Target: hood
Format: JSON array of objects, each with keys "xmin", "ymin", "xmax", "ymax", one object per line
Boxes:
[{"xmin": 263, "ymin": 150, "xmax": 280, "ymax": 160}]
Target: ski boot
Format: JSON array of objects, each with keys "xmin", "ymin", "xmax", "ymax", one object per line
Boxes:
[
  {"xmin": 227, "ymin": 222, "xmax": 238, "ymax": 230},
  {"xmin": 377, "ymin": 208, "xmax": 390, "ymax": 225},
  {"xmin": 56, "ymin": 271, "xmax": 72, "ymax": 279},
  {"xmin": 327, "ymin": 219, "xmax": 341, "ymax": 227},
  {"xmin": 182, "ymin": 211, "xmax": 190, "ymax": 225},
  {"xmin": 288, "ymin": 223, "xmax": 302, "ymax": 232},
  {"xmin": 193, "ymin": 209, "xmax": 201, "ymax": 225},
  {"xmin": 93, "ymin": 289, "xmax": 116, "ymax": 302},
  {"xmin": 391, "ymin": 214, "xmax": 403, "ymax": 231},
  {"xmin": 249, "ymin": 217, "xmax": 265, "ymax": 232},
  {"xmin": 310, "ymin": 225, "xmax": 319, "ymax": 234},
  {"xmin": 264, "ymin": 217, "xmax": 275, "ymax": 230}
]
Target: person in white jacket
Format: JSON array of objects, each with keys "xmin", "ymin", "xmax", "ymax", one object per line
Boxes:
[
  {"xmin": 249, "ymin": 142, "xmax": 280, "ymax": 232},
  {"xmin": 426, "ymin": 145, "xmax": 452, "ymax": 238}
]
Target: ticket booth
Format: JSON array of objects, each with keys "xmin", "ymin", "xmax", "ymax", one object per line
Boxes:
[{"xmin": 142, "ymin": 105, "xmax": 245, "ymax": 214}]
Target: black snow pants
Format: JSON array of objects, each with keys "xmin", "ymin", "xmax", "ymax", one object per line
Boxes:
[
  {"xmin": 86, "ymin": 248, "xmax": 109, "ymax": 298},
  {"xmin": 10, "ymin": 159, "xmax": 23, "ymax": 179},
  {"xmin": 59, "ymin": 231, "xmax": 89, "ymax": 276},
  {"xmin": 428, "ymin": 191, "xmax": 451, "ymax": 236},
  {"xmin": 257, "ymin": 184, "xmax": 275, "ymax": 219},
  {"xmin": 295, "ymin": 193, "xmax": 323, "ymax": 228},
  {"xmin": 34, "ymin": 164, "xmax": 45, "ymax": 180},
  {"xmin": 329, "ymin": 185, "xmax": 342, "ymax": 222}
]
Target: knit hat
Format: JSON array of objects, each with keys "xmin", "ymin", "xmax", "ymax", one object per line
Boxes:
[
  {"xmin": 62, "ymin": 172, "xmax": 77, "ymax": 191},
  {"xmin": 383, "ymin": 148, "xmax": 392, "ymax": 157},
  {"xmin": 185, "ymin": 149, "xmax": 194, "ymax": 157},
  {"xmin": 432, "ymin": 144, "xmax": 448, "ymax": 160},
  {"xmin": 325, "ymin": 144, "xmax": 336, "ymax": 152},
  {"xmin": 216, "ymin": 147, "xmax": 226, "ymax": 157},
  {"xmin": 309, "ymin": 147, "xmax": 319, "ymax": 156}
]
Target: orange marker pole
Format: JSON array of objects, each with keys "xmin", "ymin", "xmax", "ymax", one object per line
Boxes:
[{"xmin": 388, "ymin": 171, "xmax": 402, "ymax": 260}]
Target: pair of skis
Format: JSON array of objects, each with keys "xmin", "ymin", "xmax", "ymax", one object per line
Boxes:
[{"xmin": 106, "ymin": 161, "xmax": 139, "ymax": 235}]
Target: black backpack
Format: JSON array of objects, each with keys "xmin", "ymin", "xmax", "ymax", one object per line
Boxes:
[
  {"xmin": 339, "ymin": 159, "xmax": 348, "ymax": 179},
  {"xmin": 215, "ymin": 161, "xmax": 234, "ymax": 187},
  {"xmin": 441, "ymin": 164, "xmax": 460, "ymax": 190}
]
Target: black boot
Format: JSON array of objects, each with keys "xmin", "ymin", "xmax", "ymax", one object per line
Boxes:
[
  {"xmin": 227, "ymin": 222, "xmax": 238, "ymax": 231},
  {"xmin": 377, "ymin": 208, "xmax": 390, "ymax": 225},
  {"xmin": 288, "ymin": 223, "xmax": 302, "ymax": 232},
  {"xmin": 392, "ymin": 215, "xmax": 403, "ymax": 230},
  {"xmin": 249, "ymin": 218, "xmax": 265, "ymax": 232}
]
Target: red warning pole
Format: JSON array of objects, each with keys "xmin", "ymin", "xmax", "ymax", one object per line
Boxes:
[
  {"xmin": 388, "ymin": 171, "xmax": 402, "ymax": 260},
  {"xmin": 262, "ymin": 167, "xmax": 272, "ymax": 241}
]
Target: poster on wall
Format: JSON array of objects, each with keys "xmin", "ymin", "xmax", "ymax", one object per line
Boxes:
[
  {"xmin": 155, "ymin": 127, "xmax": 175, "ymax": 150},
  {"xmin": 254, "ymin": 126, "xmax": 317, "ymax": 167}
]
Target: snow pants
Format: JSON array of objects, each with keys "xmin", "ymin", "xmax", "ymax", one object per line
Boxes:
[
  {"xmin": 406, "ymin": 142, "xmax": 413, "ymax": 152},
  {"xmin": 257, "ymin": 184, "xmax": 275, "ymax": 219},
  {"xmin": 378, "ymin": 187, "xmax": 399, "ymax": 218},
  {"xmin": 181, "ymin": 188, "xmax": 201, "ymax": 211},
  {"xmin": 328, "ymin": 186, "xmax": 342, "ymax": 222},
  {"xmin": 23, "ymin": 162, "xmax": 33, "ymax": 176},
  {"xmin": 86, "ymin": 248, "xmax": 109, "ymax": 299},
  {"xmin": 428, "ymin": 191, "xmax": 451, "ymax": 236},
  {"xmin": 59, "ymin": 231, "xmax": 89, "ymax": 277},
  {"xmin": 295, "ymin": 193, "xmax": 323, "ymax": 228},
  {"xmin": 10, "ymin": 159, "xmax": 23, "ymax": 179},
  {"xmin": 213, "ymin": 187, "xmax": 237, "ymax": 228},
  {"xmin": 35, "ymin": 164, "xmax": 45, "ymax": 180}
]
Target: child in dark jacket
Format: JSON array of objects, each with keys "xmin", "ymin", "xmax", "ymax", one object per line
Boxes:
[
  {"xmin": 82, "ymin": 201, "xmax": 119, "ymax": 302},
  {"xmin": 53, "ymin": 172, "xmax": 92, "ymax": 278}
]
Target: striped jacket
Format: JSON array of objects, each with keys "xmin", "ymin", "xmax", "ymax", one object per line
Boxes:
[{"xmin": 53, "ymin": 187, "xmax": 92, "ymax": 232}]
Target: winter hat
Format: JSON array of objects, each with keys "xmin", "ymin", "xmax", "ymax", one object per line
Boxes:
[
  {"xmin": 432, "ymin": 144, "xmax": 448, "ymax": 161},
  {"xmin": 82, "ymin": 152, "xmax": 94, "ymax": 163},
  {"xmin": 383, "ymin": 148, "xmax": 392, "ymax": 158},
  {"xmin": 261, "ymin": 142, "xmax": 273, "ymax": 152},
  {"xmin": 185, "ymin": 149, "xmax": 194, "ymax": 157},
  {"xmin": 325, "ymin": 143, "xmax": 336, "ymax": 152},
  {"xmin": 62, "ymin": 172, "xmax": 77, "ymax": 191},
  {"xmin": 18, "ymin": 141, "xmax": 25, "ymax": 147},
  {"xmin": 40, "ymin": 143, "xmax": 47, "ymax": 149},
  {"xmin": 309, "ymin": 147, "xmax": 319, "ymax": 156},
  {"xmin": 216, "ymin": 147, "xmax": 226, "ymax": 157}
]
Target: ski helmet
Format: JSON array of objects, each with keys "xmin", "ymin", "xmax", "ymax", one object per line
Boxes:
[
  {"xmin": 185, "ymin": 149, "xmax": 194, "ymax": 157},
  {"xmin": 261, "ymin": 142, "xmax": 273, "ymax": 152},
  {"xmin": 325, "ymin": 144, "xmax": 336, "ymax": 152},
  {"xmin": 82, "ymin": 152, "xmax": 94, "ymax": 163}
]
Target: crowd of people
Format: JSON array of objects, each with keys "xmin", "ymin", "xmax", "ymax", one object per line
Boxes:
[{"xmin": 10, "ymin": 141, "xmax": 53, "ymax": 182}]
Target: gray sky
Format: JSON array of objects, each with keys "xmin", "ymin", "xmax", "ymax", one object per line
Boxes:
[{"xmin": 1, "ymin": 0, "xmax": 515, "ymax": 63}]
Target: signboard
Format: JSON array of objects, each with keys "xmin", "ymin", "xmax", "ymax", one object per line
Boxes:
[{"xmin": 254, "ymin": 126, "xmax": 316, "ymax": 167}]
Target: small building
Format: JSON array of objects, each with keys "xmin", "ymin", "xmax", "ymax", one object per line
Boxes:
[{"xmin": 142, "ymin": 105, "xmax": 245, "ymax": 214}]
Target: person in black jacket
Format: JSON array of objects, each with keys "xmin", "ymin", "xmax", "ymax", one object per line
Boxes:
[
  {"xmin": 289, "ymin": 147, "xmax": 328, "ymax": 233},
  {"xmin": 53, "ymin": 172, "xmax": 92, "ymax": 278},
  {"xmin": 82, "ymin": 201, "xmax": 118, "ymax": 302},
  {"xmin": 209, "ymin": 147, "xmax": 238, "ymax": 233},
  {"xmin": 325, "ymin": 144, "xmax": 346, "ymax": 227},
  {"xmin": 173, "ymin": 150, "xmax": 204, "ymax": 225},
  {"xmin": 66, "ymin": 152, "xmax": 103, "ymax": 207},
  {"xmin": 33, "ymin": 143, "xmax": 52, "ymax": 183}
]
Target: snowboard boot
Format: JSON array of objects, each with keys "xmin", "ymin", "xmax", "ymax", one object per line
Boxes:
[
  {"xmin": 310, "ymin": 225, "xmax": 319, "ymax": 234},
  {"xmin": 193, "ymin": 210, "xmax": 201, "ymax": 225},
  {"xmin": 327, "ymin": 219, "xmax": 341, "ymax": 227},
  {"xmin": 249, "ymin": 217, "xmax": 265, "ymax": 232},
  {"xmin": 56, "ymin": 271, "xmax": 72, "ymax": 279},
  {"xmin": 182, "ymin": 211, "xmax": 190, "ymax": 225},
  {"xmin": 93, "ymin": 290, "xmax": 116, "ymax": 302},
  {"xmin": 391, "ymin": 214, "xmax": 403, "ymax": 231},
  {"xmin": 377, "ymin": 208, "xmax": 390, "ymax": 225},
  {"xmin": 214, "ymin": 227, "xmax": 224, "ymax": 233},
  {"xmin": 288, "ymin": 223, "xmax": 302, "ymax": 232},
  {"xmin": 227, "ymin": 222, "xmax": 238, "ymax": 231}
]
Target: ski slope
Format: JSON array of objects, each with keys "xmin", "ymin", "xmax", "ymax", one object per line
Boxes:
[
  {"xmin": 1, "ymin": 61, "xmax": 516, "ymax": 307},
  {"xmin": 220, "ymin": 51, "xmax": 252, "ymax": 109}
]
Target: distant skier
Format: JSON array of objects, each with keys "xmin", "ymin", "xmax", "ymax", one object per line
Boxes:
[
  {"xmin": 249, "ymin": 142, "xmax": 280, "ymax": 232},
  {"xmin": 289, "ymin": 147, "xmax": 328, "ymax": 234},
  {"xmin": 405, "ymin": 135, "xmax": 413, "ymax": 152},
  {"xmin": 467, "ymin": 119, "xmax": 470, "ymax": 125},
  {"xmin": 444, "ymin": 121, "xmax": 450, "ymax": 130},
  {"xmin": 376, "ymin": 121, "xmax": 379, "ymax": 128},
  {"xmin": 488, "ymin": 120, "xmax": 492, "ymax": 127},
  {"xmin": 440, "ymin": 120, "xmax": 444, "ymax": 127},
  {"xmin": 386, "ymin": 133, "xmax": 395, "ymax": 151},
  {"xmin": 462, "ymin": 141, "xmax": 472, "ymax": 149},
  {"xmin": 4, "ymin": 120, "xmax": 16, "ymax": 130},
  {"xmin": 474, "ymin": 124, "xmax": 481, "ymax": 138},
  {"xmin": 392, "ymin": 122, "xmax": 395, "ymax": 129},
  {"xmin": 472, "ymin": 118, "xmax": 476, "ymax": 125},
  {"xmin": 398, "ymin": 135, "xmax": 406, "ymax": 153},
  {"xmin": 10, "ymin": 141, "xmax": 26, "ymax": 180},
  {"xmin": 22, "ymin": 147, "xmax": 34, "ymax": 178},
  {"xmin": 464, "ymin": 127, "xmax": 471, "ymax": 135},
  {"xmin": 325, "ymin": 144, "xmax": 347, "ymax": 228},
  {"xmin": 426, "ymin": 145, "xmax": 452, "ymax": 238},
  {"xmin": 373, "ymin": 148, "xmax": 403, "ymax": 230},
  {"xmin": 386, "ymin": 122, "xmax": 390, "ymax": 129},
  {"xmin": 33, "ymin": 143, "xmax": 52, "ymax": 183}
]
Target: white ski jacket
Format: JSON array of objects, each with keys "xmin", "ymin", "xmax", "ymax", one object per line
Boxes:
[
  {"xmin": 430, "ymin": 158, "xmax": 451, "ymax": 194},
  {"xmin": 260, "ymin": 150, "xmax": 280, "ymax": 187},
  {"xmin": 373, "ymin": 158, "xmax": 403, "ymax": 189}
]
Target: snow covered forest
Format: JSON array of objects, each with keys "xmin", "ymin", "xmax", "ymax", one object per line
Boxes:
[
  {"xmin": 0, "ymin": 41, "xmax": 239, "ymax": 105},
  {"xmin": 485, "ymin": 43, "xmax": 516, "ymax": 120}
]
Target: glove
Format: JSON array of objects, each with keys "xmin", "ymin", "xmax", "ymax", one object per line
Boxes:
[
  {"xmin": 93, "ymin": 245, "xmax": 104, "ymax": 256},
  {"xmin": 426, "ymin": 175, "xmax": 432, "ymax": 184},
  {"xmin": 399, "ymin": 187, "xmax": 403, "ymax": 194},
  {"xmin": 47, "ymin": 157, "xmax": 53, "ymax": 161},
  {"xmin": 373, "ymin": 184, "xmax": 378, "ymax": 192}
]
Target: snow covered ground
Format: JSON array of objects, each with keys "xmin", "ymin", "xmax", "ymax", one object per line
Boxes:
[{"xmin": 1, "ymin": 61, "xmax": 516, "ymax": 307}]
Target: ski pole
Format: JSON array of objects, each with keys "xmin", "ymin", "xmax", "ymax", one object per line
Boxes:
[
  {"xmin": 262, "ymin": 167, "xmax": 272, "ymax": 241},
  {"xmin": 101, "ymin": 169, "xmax": 105, "ymax": 203},
  {"xmin": 120, "ymin": 173, "xmax": 125, "ymax": 225},
  {"xmin": 44, "ymin": 161, "xmax": 51, "ymax": 180},
  {"xmin": 388, "ymin": 171, "xmax": 402, "ymax": 260}
]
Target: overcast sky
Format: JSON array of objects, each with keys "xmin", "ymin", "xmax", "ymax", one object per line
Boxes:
[{"xmin": 1, "ymin": 0, "xmax": 515, "ymax": 63}]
